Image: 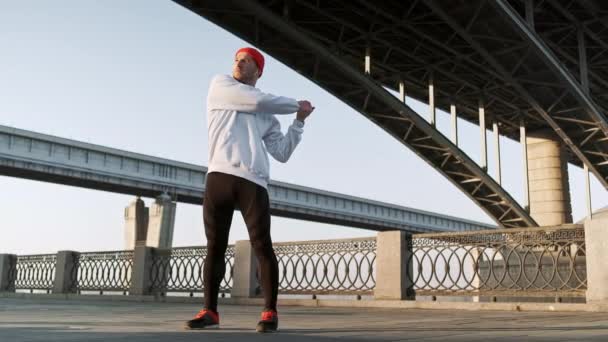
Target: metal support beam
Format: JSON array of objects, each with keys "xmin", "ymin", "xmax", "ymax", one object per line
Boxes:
[
  {"xmin": 349, "ymin": 0, "xmax": 525, "ymax": 119},
  {"xmin": 585, "ymin": 164, "xmax": 592, "ymax": 219},
  {"xmin": 365, "ymin": 46, "xmax": 371, "ymax": 75},
  {"xmin": 544, "ymin": 0, "xmax": 608, "ymax": 91},
  {"xmin": 525, "ymin": 0, "xmax": 534, "ymax": 28},
  {"xmin": 579, "ymin": 24, "xmax": 592, "ymax": 220},
  {"xmin": 493, "ymin": 121, "xmax": 502, "ymax": 185},
  {"xmin": 450, "ymin": 103, "xmax": 458, "ymax": 145},
  {"xmin": 479, "ymin": 99, "xmax": 487, "ymax": 171},
  {"xmin": 425, "ymin": 0, "xmax": 608, "ymax": 190},
  {"xmin": 399, "ymin": 80, "xmax": 406, "ymax": 103},
  {"xmin": 578, "ymin": 26, "xmax": 590, "ymax": 94},
  {"xmin": 428, "ymin": 72, "xmax": 436, "ymax": 126},
  {"xmin": 492, "ymin": 0, "xmax": 608, "ymax": 138},
  {"xmin": 520, "ymin": 121, "xmax": 530, "ymax": 212}
]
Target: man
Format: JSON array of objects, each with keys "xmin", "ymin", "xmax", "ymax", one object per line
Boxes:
[{"xmin": 185, "ymin": 47, "xmax": 314, "ymax": 333}]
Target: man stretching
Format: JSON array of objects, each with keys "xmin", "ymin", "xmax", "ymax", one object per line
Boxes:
[{"xmin": 185, "ymin": 47, "xmax": 314, "ymax": 333}]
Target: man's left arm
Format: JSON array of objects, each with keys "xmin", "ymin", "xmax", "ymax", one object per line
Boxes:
[{"xmin": 263, "ymin": 118, "xmax": 305, "ymax": 163}]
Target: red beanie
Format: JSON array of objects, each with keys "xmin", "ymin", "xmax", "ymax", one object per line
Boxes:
[{"xmin": 235, "ymin": 47, "xmax": 265, "ymax": 77}]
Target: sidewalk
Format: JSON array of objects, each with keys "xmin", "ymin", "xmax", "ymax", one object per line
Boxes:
[{"xmin": 1, "ymin": 297, "xmax": 608, "ymax": 341}]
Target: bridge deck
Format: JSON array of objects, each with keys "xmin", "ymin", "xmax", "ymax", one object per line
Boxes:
[
  {"xmin": 0, "ymin": 124, "xmax": 493, "ymax": 232},
  {"xmin": 2, "ymin": 297, "xmax": 608, "ymax": 341}
]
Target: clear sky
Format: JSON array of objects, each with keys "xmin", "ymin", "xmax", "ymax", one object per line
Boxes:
[{"xmin": 1, "ymin": 1, "xmax": 606, "ymax": 255}]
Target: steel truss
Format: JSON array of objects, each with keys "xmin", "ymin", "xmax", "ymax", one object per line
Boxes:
[
  {"xmin": 174, "ymin": 0, "xmax": 537, "ymax": 227},
  {"xmin": 422, "ymin": 0, "xmax": 608, "ymax": 189}
]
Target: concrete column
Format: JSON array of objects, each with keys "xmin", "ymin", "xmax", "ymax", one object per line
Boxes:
[
  {"xmin": 53, "ymin": 251, "xmax": 79, "ymax": 294},
  {"xmin": 526, "ymin": 129, "xmax": 573, "ymax": 226},
  {"xmin": 470, "ymin": 248, "xmax": 481, "ymax": 302},
  {"xmin": 148, "ymin": 248, "xmax": 171, "ymax": 295},
  {"xmin": 0, "ymin": 254, "xmax": 17, "ymax": 292},
  {"xmin": 124, "ymin": 197, "xmax": 149, "ymax": 250},
  {"xmin": 231, "ymin": 240, "xmax": 259, "ymax": 298},
  {"xmin": 130, "ymin": 244, "xmax": 154, "ymax": 296},
  {"xmin": 584, "ymin": 212, "xmax": 608, "ymax": 303},
  {"xmin": 147, "ymin": 194, "xmax": 176, "ymax": 249},
  {"xmin": 374, "ymin": 231, "xmax": 415, "ymax": 300}
]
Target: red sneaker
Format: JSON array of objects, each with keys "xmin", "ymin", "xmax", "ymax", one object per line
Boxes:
[
  {"xmin": 256, "ymin": 310, "xmax": 278, "ymax": 333},
  {"xmin": 184, "ymin": 309, "xmax": 220, "ymax": 330}
]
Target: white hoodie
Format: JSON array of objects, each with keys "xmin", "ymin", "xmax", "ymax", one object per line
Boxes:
[{"xmin": 206, "ymin": 74, "xmax": 304, "ymax": 189}]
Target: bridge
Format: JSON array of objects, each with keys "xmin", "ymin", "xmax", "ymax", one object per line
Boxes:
[
  {"xmin": 0, "ymin": 124, "xmax": 492, "ymax": 234},
  {"xmin": 174, "ymin": 0, "xmax": 608, "ymax": 229},
  {"xmin": 4, "ymin": 2, "xmax": 608, "ymax": 336}
]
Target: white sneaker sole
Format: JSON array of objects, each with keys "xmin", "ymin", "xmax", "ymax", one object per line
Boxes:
[
  {"xmin": 256, "ymin": 326, "xmax": 279, "ymax": 333},
  {"xmin": 185, "ymin": 324, "xmax": 220, "ymax": 330}
]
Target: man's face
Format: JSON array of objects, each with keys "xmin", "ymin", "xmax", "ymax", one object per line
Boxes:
[{"xmin": 232, "ymin": 52, "xmax": 259, "ymax": 83}]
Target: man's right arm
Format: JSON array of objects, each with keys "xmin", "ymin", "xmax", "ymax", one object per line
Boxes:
[{"xmin": 207, "ymin": 75, "xmax": 299, "ymax": 114}]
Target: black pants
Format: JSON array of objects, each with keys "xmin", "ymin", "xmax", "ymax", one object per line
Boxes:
[{"xmin": 203, "ymin": 172, "xmax": 279, "ymax": 312}]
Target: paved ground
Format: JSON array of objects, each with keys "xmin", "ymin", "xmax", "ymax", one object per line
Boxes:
[{"xmin": 1, "ymin": 298, "xmax": 608, "ymax": 341}]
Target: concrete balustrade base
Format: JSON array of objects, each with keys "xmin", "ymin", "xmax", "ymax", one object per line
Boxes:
[
  {"xmin": 1, "ymin": 292, "xmax": 607, "ymax": 312},
  {"xmin": 585, "ymin": 212, "xmax": 608, "ymax": 304}
]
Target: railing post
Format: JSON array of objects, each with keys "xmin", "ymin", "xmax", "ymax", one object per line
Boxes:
[
  {"xmin": 584, "ymin": 212, "xmax": 608, "ymax": 303},
  {"xmin": 0, "ymin": 254, "xmax": 17, "ymax": 292},
  {"xmin": 374, "ymin": 231, "xmax": 415, "ymax": 300},
  {"xmin": 53, "ymin": 251, "xmax": 79, "ymax": 294},
  {"xmin": 148, "ymin": 248, "xmax": 172, "ymax": 295},
  {"xmin": 231, "ymin": 240, "xmax": 259, "ymax": 298},
  {"xmin": 470, "ymin": 247, "xmax": 481, "ymax": 302},
  {"xmin": 130, "ymin": 244, "xmax": 155, "ymax": 296}
]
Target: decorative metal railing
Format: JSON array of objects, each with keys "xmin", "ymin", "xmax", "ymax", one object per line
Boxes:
[
  {"xmin": 13, "ymin": 254, "xmax": 56, "ymax": 291},
  {"xmin": 409, "ymin": 225, "xmax": 586, "ymax": 298},
  {"xmin": 274, "ymin": 238, "xmax": 376, "ymax": 295},
  {"xmin": 149, "ymin": 246, "xmax": 234, "ymax": 294},
  {"xmin": 3, "ymin": 226, "xmax": 586, "ymax": 300},
  {"xmin": 72, "ymin": 251, "xmax": 133, "ymax": 292}
]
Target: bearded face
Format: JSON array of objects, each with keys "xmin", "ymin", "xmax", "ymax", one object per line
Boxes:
[{"xmin": 232, "ymin": 52, "xmax": 260, "ymax": 84}]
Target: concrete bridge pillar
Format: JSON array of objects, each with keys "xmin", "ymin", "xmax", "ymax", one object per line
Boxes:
[
  {"xmin": 526, "ymin": 129, "xmax": 573, "ymax": 226},
  {"xmin": 124, "ymin": 195, "xmax": 176, "ymax": 250},
  {"xmin": 147, "ymin": 194, "xmax": 176, "ymax": 249},
  {"xmin": 124, "ymin": 197, "xmax": 149, "ymax": 250}
]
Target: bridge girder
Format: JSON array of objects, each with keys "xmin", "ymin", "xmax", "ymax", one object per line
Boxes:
[{"xmin": 175, "ymin": 0, "xmax": 538, "ymax": 227}]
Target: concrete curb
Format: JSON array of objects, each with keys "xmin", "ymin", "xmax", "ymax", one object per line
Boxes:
[{"xmin": 2, "ymin": 292, "xmax": 608, "ymax": 312}]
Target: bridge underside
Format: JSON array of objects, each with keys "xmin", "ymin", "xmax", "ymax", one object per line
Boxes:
[{"xmin": 175, "ymin": 0, "xmax": 608, "ymax": 227}]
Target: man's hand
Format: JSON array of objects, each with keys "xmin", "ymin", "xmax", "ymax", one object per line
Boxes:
[{"xmin": 297, "ymin": 100, "xmax": 315, "ymax": 122}]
